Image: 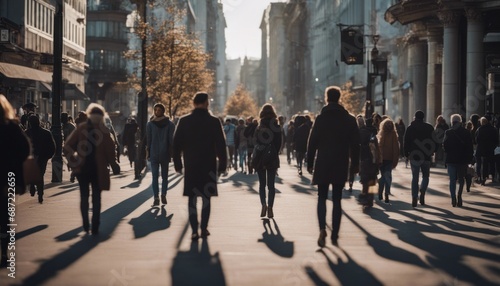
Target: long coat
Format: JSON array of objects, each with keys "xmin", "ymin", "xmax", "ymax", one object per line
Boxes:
[
  {"xmin": 173, "ymin": 108, "xmax": 227, "ymax": 197},
  {"xmin": 63, "ymin": 120, "xmax": 116, "ymax": 190},
  {"xmin": 307, "ymin": 103, "xmax": 360, "ymax": 185},
  {"xmin": 443, "ymin": 125, "xmax": 474, "ymax": 164},
  {"xmin": 253, "ymin": 117, "xmax": 282, "ymax": 170}
]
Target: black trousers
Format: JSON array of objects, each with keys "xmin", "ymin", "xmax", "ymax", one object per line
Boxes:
[
  {"xmin": 188, "ymin": 195, "xmax": 211, "ymax": 233},
  {"xmin": 317, "ymin": 183, "xmax": 343, "ymax": 240},
  {"xmin": 29, "ymin": 159, "xmax": 48, "ymax": 197},
  {"xmin": 77, "ymin": 172, "xmax": 102, "ymax": 232}
]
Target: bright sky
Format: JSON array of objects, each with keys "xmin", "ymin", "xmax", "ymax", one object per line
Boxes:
[{"xmin": 222, "ymin": 0, "xmax": 286, "ymax": 60}]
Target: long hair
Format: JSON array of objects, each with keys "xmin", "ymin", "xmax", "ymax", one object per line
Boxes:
[
  {"xmin": 259, "ymin": 103, "xmax": 277, "ymax": 121},
  {"xmin": 0, "ymin": 94, "xmax": 16, "ymax": 124},
  {"xmin": 377, "ymin": 118, "xmax": 397, "ymax": 148}
]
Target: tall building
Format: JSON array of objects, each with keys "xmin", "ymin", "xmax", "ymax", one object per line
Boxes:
[
  {"xmin": 240, "ymin": 56, "xmax": 260, "ymax": 105},
  {"xmin": 0, "ymin": 0, "xmax": 88, "ymax": 118},
  {"xmin": 86, "ymin": 0, "xmax": 131, "ymax": 132}
]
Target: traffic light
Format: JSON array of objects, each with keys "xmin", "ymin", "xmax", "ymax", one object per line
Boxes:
[{"xmin": 341, "ymin": 28, "xmax": 364, "ymax": 65}]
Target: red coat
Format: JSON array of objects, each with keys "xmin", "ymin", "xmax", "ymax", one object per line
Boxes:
[{"xmin": 63, "ymin": 121, "xmax": 116, "ymax": 190}]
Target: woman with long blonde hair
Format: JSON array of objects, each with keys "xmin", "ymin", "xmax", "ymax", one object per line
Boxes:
[{"xmin": 377, "ymin": 118, "xmax": 400, "ymax": 203}]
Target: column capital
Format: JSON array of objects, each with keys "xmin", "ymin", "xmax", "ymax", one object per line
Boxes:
[
  {"xmin": 437, "ymin": 10, "xmax": 460, "ymax": 27},
  {"xmin": 464, "ymin": 7, "xmax": 482, "ymax": 24}
]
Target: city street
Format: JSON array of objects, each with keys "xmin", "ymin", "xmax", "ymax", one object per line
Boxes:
[{"xmin": 1, "ymin": 155, "xmax": 499, "ymax": 286}]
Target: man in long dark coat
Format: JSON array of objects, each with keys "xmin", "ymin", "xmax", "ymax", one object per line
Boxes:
[
  {"xmin": 173, "ymin": 92, "xmax": 227, "ymax": 240},
  {"xmin": 307, "ymin": 86, "xmax": 360, "ymax": 247}
]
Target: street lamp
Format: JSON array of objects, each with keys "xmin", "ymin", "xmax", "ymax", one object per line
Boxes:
[{"xmin": 366, "ymin": 35, "xmax": 388, "ymax": 117}]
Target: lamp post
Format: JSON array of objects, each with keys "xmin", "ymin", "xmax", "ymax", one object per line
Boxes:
[
  {"xmin": 366, "ymin": 35, "xmax": 388, "ymax": 117},
  {"xmin": 51, "ymin": 0, "xmax": 63, "ymax": 183}
]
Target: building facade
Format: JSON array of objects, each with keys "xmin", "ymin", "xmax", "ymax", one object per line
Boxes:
[{"xmin": 0, "ymin": 0, "xmax": 87, "ymax": 118}]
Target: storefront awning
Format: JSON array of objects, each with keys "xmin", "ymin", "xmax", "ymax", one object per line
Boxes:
[
  {"xmin": 0, "ymin": 62, "xmax": 52, "ymax": 83},
  {"xmin": 63, "ymin": 83, "xmax": 89, "ymax": 101}
]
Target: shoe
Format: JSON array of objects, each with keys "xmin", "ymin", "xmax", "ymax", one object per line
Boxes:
[
  {"xmin": 260, "ymin": 205, "xmax": 267, "ymax": 217},
  {"xmin": 267, "ymin": 207, "xmax": 274, "ymax": 218},
  {"xmin": 161, "ymin": 195, "xmax": 167, "ymax": 205},
  {"xmin": 419, "ymin": 189, "xmax": 425, "ymax": 205},
  {"xmin": 298, "ymin": 169, "xmax": 302, "ymax": 176},
  {"xmin": 331, "ymin": 237, "xmax": 338, "ymax": 246},
  {"xmin": 201, "ymin": 229, "xmax": 210, "ymax": 238},
  {"xmin": 83, "ymin": 225, "xmax": 89, "ymax": 234},
  {"xmin": 317, "ymin": 229, "xmax": 327, "ymax": 248},
  {"xmin": 153, "ymin": 196, "xmax": 160, "ymax": 206},
  {"xmin": 412, "ymin": 198, "xmax": 417, "ymax": 208},
  {"xmin": 191, "ymin": 232, "xmax": 200, "ymax": 241},
  {"xmin": 378, "ymin": 191, "xmax": 383, "ymax": 201},
  {"xmin": 385, "ymin": 194, "xmax": 389, "ymax": 203},
  {"xmin": 452, "ymin": 197, "xmax": 457, "ymax": 207},
  {"xmin": 38, "ymin": 195, "xmax": 43, "ymax": 204},
  {"xmin": 457, "ymin": 196, "xmax": 462, "ymax": 207}
]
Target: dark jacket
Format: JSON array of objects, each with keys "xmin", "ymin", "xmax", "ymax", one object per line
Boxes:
[
  {"xmin": 475, "ymin": 124, "xmax": 499, "ymax": 157},
  {"xmin": 359, "ymin": 125, "xmax": 378, "ymax": 162},
  {"xmin": 122, "ymin": 121, "xmax": 138, "ymax": 148},
  {"xmin": 443, "ymin": 125, "xmax": 474, "ymax": 164},
  {"xmin": 63, "ymin": 120, "xmax": 116, "ymax": 190},
  {"xmin": 253, "ymin": 117, "xmax": 282, "ymax": 170},
  {"xmin": 173, "ymin": 108, "xmax": 227, "ymax": 197},
  {"xmin": 403, "ymin": 119, "xmax": 436, "ymax": 161},
  {"xmin": 307, "ymin": 103, "xmax": 360, "ymax": 185},
  {"xmin": 293, "ymin": 123, "xmax": 310, "ymax": 153},
  {"xmin": 1, "ymin": 121, "xmax": 30, "ymax": 194},
  {"xmin": 25, "ymin": 125, "xmax": 55, "ymax": 162},
  {"xmin": 146, "ymin": 117, "xmax": 175, "ymax": 163},
  {"xmin": 244, "ymin": 122, "xmax": 258, "ymax": 149}
]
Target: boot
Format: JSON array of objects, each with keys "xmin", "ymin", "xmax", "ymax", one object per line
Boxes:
[
  {"xmin": 419, "ymin": 189, "xmax": 426, "ymax": 205},
  {"xmin": 260, "ymin": 205, "xmax": 267, "ymax": 217},
  {"xmin": 267, "ymin": 207, "xmax": 274, "ymax": 218},
  {"xmin": 317, "ymin": 229, "xmax": 327, "ymax": 248},
  {"xmin": 153, "ymin": 196, "xmax": 160, "ymax": 206},
  {"xmin": 385, "ymin": 193, "xmax": 389, "ymax": 203}
]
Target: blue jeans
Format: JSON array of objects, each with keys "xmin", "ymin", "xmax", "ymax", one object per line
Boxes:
[
  {"xmin": 151, "ymin": 160, "xmax": 169, "ymax": 197},
  {"xmin": 447, "ymin": 163, "xmax": 467, "ymax": 198},
  {"xmin": 410, "ymin": 160, "xmax": 430, "ymax": 199},
  {"xmin": 238, "ymin": 146, "xmax": 247, "ymax": 170},
  {"xmin": 378, "ymin": 160, "xmax": 393, "ymax": 195},
  {"xmin": 257, "ymin": 169, "xmax": 276, "ymax": 207}
]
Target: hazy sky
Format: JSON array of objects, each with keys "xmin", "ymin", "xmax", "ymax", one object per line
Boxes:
[{"xmin": 222, "ymin": 0, "xmax": 286, "ymax": 60}]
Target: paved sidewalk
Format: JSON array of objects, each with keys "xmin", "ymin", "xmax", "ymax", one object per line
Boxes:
[{"xmin": 1, "ymin": 155, "xmax": 499, "ymax": 286}]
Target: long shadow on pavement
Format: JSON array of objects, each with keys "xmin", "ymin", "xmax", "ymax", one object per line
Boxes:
[
  {"xmin": 306, "ymin": 247, "xmax": 383, "ymax": 285},
  {"xmin": 171, "ymin": 239, "xmax": 226, "ymax": 285},
  {"xmin": 21, "ymin": 184, "xmax": 153, "ymax": 285},
  {"xmin": 129, "ymin": 206, "xmax": 173, "ymax": 239},
  {"xmin": 367, "ymin": 206, "xmax": 500, "ymax": 285},
  {"xmin": 16, "ymin": 225, "xmax": 48, "ymax": 240},
  {"xmin": 258, "ymin": 218, "xmax": 294, "ymax": 258}
]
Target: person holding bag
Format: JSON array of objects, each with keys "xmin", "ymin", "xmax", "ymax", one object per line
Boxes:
[
  {"xmin": 252, "ymin": 103, "xmax": 282, "ymax": 219},
  {"xmin": 0, "ymin": 95, "xmax": 31, "ymax": 267},
  {"xmin": 63, "ymin": 103, "xmax": 116, "ymax": 235}
]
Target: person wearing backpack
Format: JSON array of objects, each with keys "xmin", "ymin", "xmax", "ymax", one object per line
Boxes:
[
  {"xmin": 358, "ymin": 118, "xmax": 380, "ymax": 208},
  {"xmin": 443, "ymin": 114, "xmax": 474, "ymax": 207},
  {"xmin": 147, "ymin": 103, "xmax": 175, "ymax": 206}
]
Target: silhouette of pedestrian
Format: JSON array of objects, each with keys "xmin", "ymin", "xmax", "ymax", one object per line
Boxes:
[
  {"xmin": 63, "ymin": 103, "xmax": 116, "ymax": 235},
  {"xmin": 307, "ymin": 86, "xmax": 360, "ymax": 247},
  {"xmin": 173, "ymin": 92, "xmax": 227, "ymax": 240},
  {"xmin": 25, "ymin": 115, "xmax": 55, "ymax": 203}
]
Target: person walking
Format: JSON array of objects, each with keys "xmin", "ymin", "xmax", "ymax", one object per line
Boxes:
[
  {"xmin": 0, "ymin": 95, "xmax": 31, "ymax": 268},
  {"xmin": 377, "ymin": 118, "xmax": 400, "ymax": 203},
  {"xmin": 395, "ymin": 118, "xmax": 406, "ymax": 158},
  {"xmin": 122, "ymin": 117, "xmax": 139, "ymax": 168},
  {"xmin": 223, "ymin": 118, "xmax": 237, "ymax": 172},
  {"xmin": 25, "ymin": 115, "xmax": 56, "ymax": 203},
  {"xmin": 235, "ymin": 118, "xmax": 248, "ymax": 173},
  {"xmin": 285, "ymin": 119, "xmax": 295, "ymax": 165},
  {"xmin": 475, "ymin": 116, "xmax": 499, "ymax": 185},
  {"xmin": 434, "ymin": 115, "xmax": 449, "ymax": 166},
  {"xmin": 358, "ymin": 118, "xmax": 380, "ymax": 207},
  {"xmin": 443, "ymin": 114, "xmax": 474, "ymax": 207},
  {"xmin": 61, "ymin": 112, "xmax": 76, "ymax": 182},
  {"xmin": 244, "ymin": 117, "xmax": 258, "ymax": 174},
  {"xmin": 307, "ymin": 86, "xmax": 360, "ymax": 247},
  {"xmin": 252, "ymin": 104, "xmax": 282, "ymax": 218},
  {"xmin": 63, "ymin": 103, "xmax": 116, "ymax": 235},
  {"xmin": 173, "ymin": 92, "xmax": 227, "ymax": 240},
  {"xmin": 404, "ymin": 110, "xmax": 436, "ymax": 207},
  {"xmin": 293, "ymin": 115, "xmax": 310, "ymax": 176},
  {"xmin": 147, "ymin": 103, "xmax": 175, "ymax": 206}
]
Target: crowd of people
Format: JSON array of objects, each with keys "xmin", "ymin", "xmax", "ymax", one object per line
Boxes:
[{"xmin": 1, "ymin": 87, "xmax": 500, "ymax": 267}]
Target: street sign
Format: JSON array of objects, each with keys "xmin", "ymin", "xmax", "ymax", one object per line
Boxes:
[{"xmin": 0, "ymin": 29, "xmax": 9, "ymax": 42}]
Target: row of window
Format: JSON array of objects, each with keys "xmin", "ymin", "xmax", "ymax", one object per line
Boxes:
[
  {"xmin": 86, "ymin": 50, "xmax": 127, "ymax": 71},
  {"xmin": 87, "ymin": 21, "xmax": 128, "ymax": 40},
  {"xmin": 64, "ymin": 0, "xmax": 86, "ymax": 15}
]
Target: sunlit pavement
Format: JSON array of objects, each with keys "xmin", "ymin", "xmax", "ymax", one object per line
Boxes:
[{"xmin": 1, "ymin": 154, "xmax": 499, "ymax": 286}]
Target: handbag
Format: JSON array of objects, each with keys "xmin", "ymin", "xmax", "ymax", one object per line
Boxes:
[
  {"xmin": 252, "ymin": 143, "xmax": 276, "ymax": 168},
  {"xmin": 23, "ymin": 156, "xmax": 42, "ymax": 185}
]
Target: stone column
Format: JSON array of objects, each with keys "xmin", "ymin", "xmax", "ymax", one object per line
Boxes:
[
  {"xmin": 438, "ymin": 10, "xmax": 461, "ymax": 122},
  {"xmin": 408, "ymin": 38, "xmax": 428, "ymax": 120},
  {"xmin": 426, "ymin": 30, "xmax": 441, "ymax": 123},
  {"xmin": 465, "ymin": 8, "xmax": 485, "ymax": 119}
]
